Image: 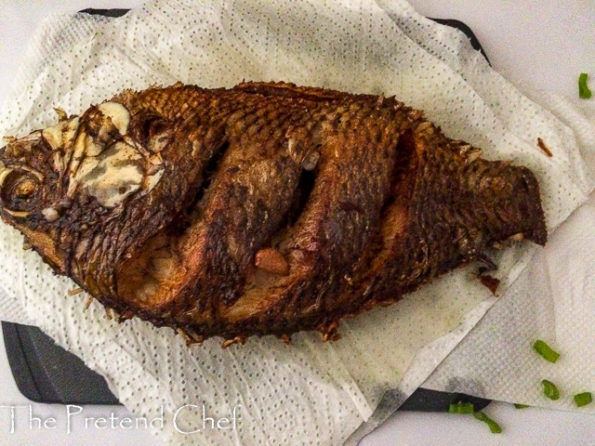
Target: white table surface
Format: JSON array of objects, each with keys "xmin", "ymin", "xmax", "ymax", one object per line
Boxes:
[{"xmin": 0, "ymin": 1, "xmax": 593, "ymax": 445}]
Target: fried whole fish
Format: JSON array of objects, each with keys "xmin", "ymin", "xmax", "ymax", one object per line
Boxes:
[{"xmin": 0, "ymin": 82, "xmax": 546, "ymax": 345}]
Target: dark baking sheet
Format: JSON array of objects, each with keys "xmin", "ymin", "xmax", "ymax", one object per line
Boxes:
[
  {"xmin": 2, "ymin": 8, "xmax": 491, "ymax": 411},
  {"xmin": 2, "ymin": 322, "xmax": 119, "ymax": 404}
]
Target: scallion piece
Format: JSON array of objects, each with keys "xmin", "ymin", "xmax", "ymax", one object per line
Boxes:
[
  {"xmin": 473, "ymin": 411, "xmax": 502, "ymax": 434},
  {"xmin": 574, "ymin": 392, "xmax": 592, "ymax": 407},
  {"xmin": 533, "ymin": 340, "xmax": 560, "ymax": 363},
  {"xmin": 541, "ymin": 379, "xmax": 560, "ymax": 400},
  {"xmin": 579, "ymin": 73, "xmax": 592, "ymax": 99},
  {"xmin": 448, "ymin": 401, "xmax": 475, "ymax": 414},
  {"xmin": 514, "ymin": 403, "xmax": 529, "ymax": 409}
]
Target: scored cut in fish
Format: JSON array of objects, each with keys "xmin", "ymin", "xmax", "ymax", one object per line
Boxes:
[{"xmin": 0, "ymin": 81, "xmax": 546, "ymax": 346}]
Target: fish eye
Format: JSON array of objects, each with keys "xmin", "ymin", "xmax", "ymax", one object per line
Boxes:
[{"xmin": 0, "ymin": 169, "xmax": 40, "ymax": 212}]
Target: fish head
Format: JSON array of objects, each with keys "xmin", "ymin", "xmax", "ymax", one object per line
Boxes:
[
  {"xmin": 0, "ymin": 123, "xmax": 70, "ymax": 271},
  {"xmin": 0, "ymin": 102, "xmax": 168, "ymax": 276}
]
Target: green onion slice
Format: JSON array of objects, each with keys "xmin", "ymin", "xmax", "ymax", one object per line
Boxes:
[
  {"xmin": 574, "ymin": 392, "xmax": 592, "ymax": 407},
  {"xmin": 473, "ymin": 411, "xmax": 502, "ymax": 434},
  {"xmin": 533, "ymin": 340, "xmax": 560, "ymax": 363},
  {"xmin": 579, "ymin": 73, "xmax": 592, "ymax": 99},
  {"xmin": 514, "ymin": 403, "xmax": 529, "ymax": 409},
  {"xmin": 541, "ymin": 379, "xmax": 560, "ymax": 400},
  {"xmin": 448, "ymin": 402, "xmax": 475, "ymax": 414}
]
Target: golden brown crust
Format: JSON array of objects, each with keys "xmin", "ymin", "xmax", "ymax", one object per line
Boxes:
[{"xmin": 0, "ymin": 81, "xmax": 547, "ymax": 343}]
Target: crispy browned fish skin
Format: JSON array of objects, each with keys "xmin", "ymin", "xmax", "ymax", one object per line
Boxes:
[{"xmin": 0, "ymin": 81, "xmax": 546, "ymax": 344}]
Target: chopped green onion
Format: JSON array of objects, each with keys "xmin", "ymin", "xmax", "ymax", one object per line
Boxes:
[
  {"xmin": 473, "ymin": 411, "xmax": 502, "ymax": 434},
  {"xmin": 514, "ymin": 403, "xmax": 529, "ymax": 409},
  {"xmin": 574, "ymin": 392, "xmax": 592, "ymax": 407},
  {"xmin": 541, "ymin": 379, "xmax": 560, "ymax": 400},
  {"xmin": 449, "ymin": 402, "xmax": 502, "ymax": 434},
  {"xmin": 579, "ymin": 73, "xmax": 592, "ymax": 99},
  {"xmin": 533, "ymin": 340, "xmax": 560, "ymax": 363},
  {"xmin": 449, "ymin": 401, "xmax": 475, "ymax": 414}
]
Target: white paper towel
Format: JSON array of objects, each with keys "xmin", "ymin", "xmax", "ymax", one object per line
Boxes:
[
  {"xmin": 378, "ymin": 0, "xmax": 595, "ymax": 418},
  {"xmin": 0, "ymin": 1, "xmax": 593, "ymax": 445}
]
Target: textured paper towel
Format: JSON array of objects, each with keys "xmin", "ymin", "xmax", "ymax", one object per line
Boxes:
[
  {"xmin": 377, "ymin": 1, "xmax": 595, "ymax": 417},
  {"xmin": 0, "ymin": 1, "xmax": 593, "ymax": 445}
]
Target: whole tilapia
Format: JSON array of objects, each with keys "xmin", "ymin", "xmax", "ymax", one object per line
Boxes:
[{"xmin": 0, "ymin": 82, "xmax": 546, "ymax": 345}]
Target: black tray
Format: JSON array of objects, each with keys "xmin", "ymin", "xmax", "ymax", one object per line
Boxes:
[
  {"xmin": 2, "ymin": 322, "xmax": 119, "ymax": 404},
  {"xmin": 2, "ymin": 8, "xmax": 491, "ymax": 411}
]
